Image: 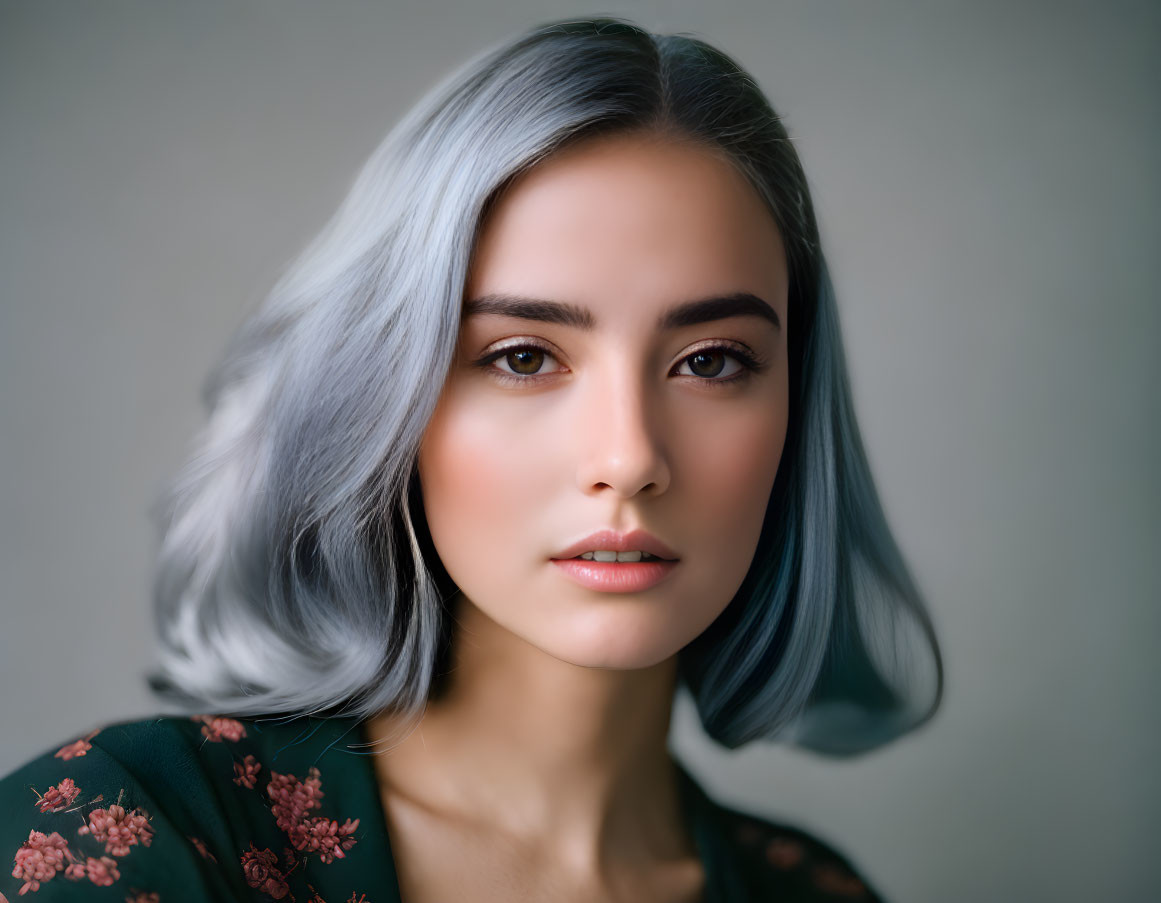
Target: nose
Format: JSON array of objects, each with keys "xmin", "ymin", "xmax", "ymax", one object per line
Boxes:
[{"xmin": 574, "ymin": 365, "xmax": 671, "ymax": 499}]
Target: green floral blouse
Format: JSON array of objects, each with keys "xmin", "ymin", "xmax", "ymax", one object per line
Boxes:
[{"xmin": 0, "ymin": 715, "xmax": 884, "ymax": 902}]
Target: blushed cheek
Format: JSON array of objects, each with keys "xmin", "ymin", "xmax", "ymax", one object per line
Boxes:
[
  {"xmin": 694, "ymin": 411, "xmax": 787, "ymax": 575},
  {"xmin": 417, "ymin": 396, "xmax": 540, "ymax": 587},
  {"xmin": 420, "ymin": 417, "xmax": 478, "ymax": 505}
]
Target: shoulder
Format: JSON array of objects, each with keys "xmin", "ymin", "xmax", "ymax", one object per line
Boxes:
[
  {"xmin": 0, "ymin": 714, "xmax": 241, "ymax": 830},
  {"xmin": 710, "ymin": 798, "xmax": 888, "ymax": 902},
  {"xmin": 0, "ymin": 714, "xmax": 276, "ymax": 900}
]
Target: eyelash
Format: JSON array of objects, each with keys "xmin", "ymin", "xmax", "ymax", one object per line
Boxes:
[{"xmin": 471, "ymin": 340, "xmax": 767, "ymax": 389}]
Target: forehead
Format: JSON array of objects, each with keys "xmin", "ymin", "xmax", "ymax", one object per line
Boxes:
[{"xmin": 465, "ymin": 132, "xmax": 787, "ymax": 318}]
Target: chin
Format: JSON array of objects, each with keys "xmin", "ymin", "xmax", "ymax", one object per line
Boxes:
[
  {"xmin": 550, "ymin": 645, "xmax": 680, "ymax": 671},
  {"xmin": 535, "ymin": 612, "xmax": 691, "ymax": 671}
]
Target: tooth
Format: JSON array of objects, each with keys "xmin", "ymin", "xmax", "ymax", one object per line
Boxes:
[{"xmin": 582, "ymin": 550, "xmax": 646, "ymax": 562}]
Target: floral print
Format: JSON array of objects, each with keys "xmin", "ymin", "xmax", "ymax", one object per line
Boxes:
[
  {"xmin": 1, "ymin": 714, "xmax": 884, "ymax": 901},
  {"xmin": 240, "ymin": 845, "xmax": 290, "ymax": 899},
  {"xmin": 195, "ymin": 716, "xmax": 247, "ymax": 743},
  {"xmin": 34, "ymin": 779, "xmax": 80, "ymax": 814},
  {"xmin": 73, "ymin": 856, "xmax": 120, "ymax": 887},
  {"xmin": 12, "ymin": 831, "xmax": 71, "ymax": 894},
  {"xmin": 53, "ymin": 731, "xmax": 98, "ymax": 762},
  {"xmin": 10, "ymin": 729, "xmax": 153, "ymax": 897},
  {"xmin": 266, "ymin": 769, "xmax": 359, "ymax": 864},
  {"xmin": 10, "ymin": 829, "xmax": 124, "ymax": 895},
  {"xmin": 234, "ymin": 755, "xmax": 262, "ymax": 789},
  {"xmin": 76, "ymin": 804, "xmax": 154, "ymax": 858}
]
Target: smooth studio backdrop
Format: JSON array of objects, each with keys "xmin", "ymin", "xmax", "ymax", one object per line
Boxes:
[{"xmin": 1, "ymin": 2, "xmax": 1157, "ymax": 901}]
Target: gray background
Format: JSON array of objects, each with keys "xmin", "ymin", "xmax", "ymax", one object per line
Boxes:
[{"xmin": 1, "ymin": 1, "xmax": 1157, "ymax": 900}]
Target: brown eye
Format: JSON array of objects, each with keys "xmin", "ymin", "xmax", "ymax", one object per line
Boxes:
[
  {"xmin": 686, "ymin": 350, "xmax": 728, "ymax": 378},
  {"xmin": 478, "ymin": 342, "xmax": 564, "ymax": 382},
  {"xmin": 677, "ymin": 348, "xmax": 751, "ymax": 381},
  {"xmin": 672, "ymin": 344, "xmax": 764, "ymax": 386},
  {"xmin": 506, "ymin": 347, "xmax": 547, "ymax": 375}
]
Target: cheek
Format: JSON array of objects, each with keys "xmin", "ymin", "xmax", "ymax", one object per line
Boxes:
[
  {"xmin": 416, "ymin": 388, "xmax": 549, "ymax": 590},
  {"xmin": 705, "ymin": 412, "xmax": 785, "ymax": 504},
  {"xmin": 679, "ymin": 391, "xmax": 788, "ymax": 586}
]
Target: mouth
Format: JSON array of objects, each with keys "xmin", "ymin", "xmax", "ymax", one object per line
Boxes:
[
  {"xmin": 551, "ymin": 528, "xmax": 681, "ymax": 563},
  {"xmin": 553, "ymin": 551, "xmax": 676, "ymax": 563},
  {"xmin": 549, "ymin": 555, "xmax": 680, "ymax": 593}
]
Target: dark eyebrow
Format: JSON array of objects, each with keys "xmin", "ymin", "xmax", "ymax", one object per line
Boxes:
[{"xmin": 462, "ymin": 291, "xmax": 781, "ymax": 332}]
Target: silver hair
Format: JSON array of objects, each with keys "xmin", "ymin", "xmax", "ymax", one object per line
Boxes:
[{"xmin": 148, "ymin": 17, "xmax": 942, "ymax": 754}]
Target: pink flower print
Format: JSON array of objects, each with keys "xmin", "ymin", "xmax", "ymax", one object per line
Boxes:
[
  {"xmin": 54, "ymin": 740, "xmax": 88, "ymax": 761},
  {"xmin": 64, "ymin": 862, "xmax": 86, "ymax": 880},
  {"xmin": 35, "ymin": 778, "xmax": 81, "ymax": 813},
  {"xmin": 194, "ymin": 715, "xmax": 247, "ymax": 743},
  {"xmin": 240, "ymin": 844, "xmax": 290, "ymax": 900},
  {"xmin": 80, "ymin": 856, "xmax": 121, "ymax": 887},
  {"xmin": 290, "ymin": 817, "xmax": 360, "ymax": 864},
  {"xmin": 77, "ymin": 804, "xmax": 154, "ymax": 857},
  {"xmin": 347, "ymin": 895, "xmax": 370, "ymax": 903},
  {"xmin": 267, "ymin": 768, "xmax": 324, "ymax": 832},
  {"xmin": 188, "ymin": 836, "xmax": 217, "ymax": 863},
  {"xmin": 266, "ymin": 768, "xmax": 360, "ymax": 861},
  {"xmin": 125, "ymin": 893, "xmax": 161, "ymax": 903},
  {"xmin": 54, "ymin": 730, "xmax": 99, "ymax": 761},
  {"xmin": 233, "ymin": 754, "xmax": 262, "ymax": 789},
  {"xmin": 11, "ymin": 830, "xmax": 75, "ymax": 894},
  {"xmin": 764, "ymin": 835, "xmax": 806, "ymax": 870},
  {"xmin": 811, "ymin": 862, "xmax": 868, "ymax": 897}
]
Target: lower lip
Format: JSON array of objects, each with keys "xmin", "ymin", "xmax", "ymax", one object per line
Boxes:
[{"xmin": 549, "ymin": 558, "xmax": 679, "ymax": 593}]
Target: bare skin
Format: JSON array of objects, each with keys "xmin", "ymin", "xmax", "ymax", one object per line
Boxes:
[
  {"xmin": 366, "ymin": 129, "xmax": 790, "ymax": 902},
  {"xmin": 367, "ymin": 599, "xmax": 705, "ymax": 903}
]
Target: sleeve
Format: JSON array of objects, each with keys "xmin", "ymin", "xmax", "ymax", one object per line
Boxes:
[
  {"xmin": 723, "ymin": 806, "xmax": 890, "ymax": 902},
  {"xmin": 0, "ymin": 721, "xmax": 247, "ymax": 901}
]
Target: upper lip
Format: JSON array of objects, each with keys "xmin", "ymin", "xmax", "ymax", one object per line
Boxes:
[{"xmin": 551, "ymin": 528, "xmax": 680, "ymax": 561}]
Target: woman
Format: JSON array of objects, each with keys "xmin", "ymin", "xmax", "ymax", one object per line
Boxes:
[{"xmin": 1, "ymin": 17, "xmax": 942, "ymax": 902}]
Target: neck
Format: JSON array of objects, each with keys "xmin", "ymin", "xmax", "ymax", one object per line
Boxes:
[{"xmin": 365, "ymin": 591, "xmax": 693, "ymax": 874}]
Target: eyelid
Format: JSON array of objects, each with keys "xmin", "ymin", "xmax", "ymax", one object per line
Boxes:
[
  {"xmin": 681, "ymin": 338, "xmax": 752, "ymax": 357},
  {"xmin": 483, "ymin": 337, "xmax": 561, "ymax": 358}
]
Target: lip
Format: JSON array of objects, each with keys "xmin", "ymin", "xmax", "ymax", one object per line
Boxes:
[
  {"xmin": 550, "ymin": 528, "xmax": 680, "ymax": 563},
  {"xmin": 551, "ymin": 557, "xmax": 678, "ymax": 593}
]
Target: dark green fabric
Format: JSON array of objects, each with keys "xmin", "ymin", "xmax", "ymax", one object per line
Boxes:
[{"xmin": 1, "ymin": 715, "xmax": 885, "ymax": 901}]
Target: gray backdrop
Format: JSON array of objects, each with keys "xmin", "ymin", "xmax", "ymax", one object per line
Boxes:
[{"xmin": 1, "ymin": 1, "xmax": 1157, "ymax": 900}]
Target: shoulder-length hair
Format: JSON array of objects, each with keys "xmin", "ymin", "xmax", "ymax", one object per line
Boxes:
[{"xmin": 148, "ymin": 16, "xmax": 942, "ymax": 755}]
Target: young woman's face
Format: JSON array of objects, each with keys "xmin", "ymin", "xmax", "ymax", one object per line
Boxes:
[{"xmin": 418, "ymin": 131, "xmax": 789, "ymax": 670}]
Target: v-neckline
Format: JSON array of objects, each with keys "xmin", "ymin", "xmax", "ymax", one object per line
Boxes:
[{"xmin": 317, "ymin": 715, "xmax": 745, "ymax": 903}]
